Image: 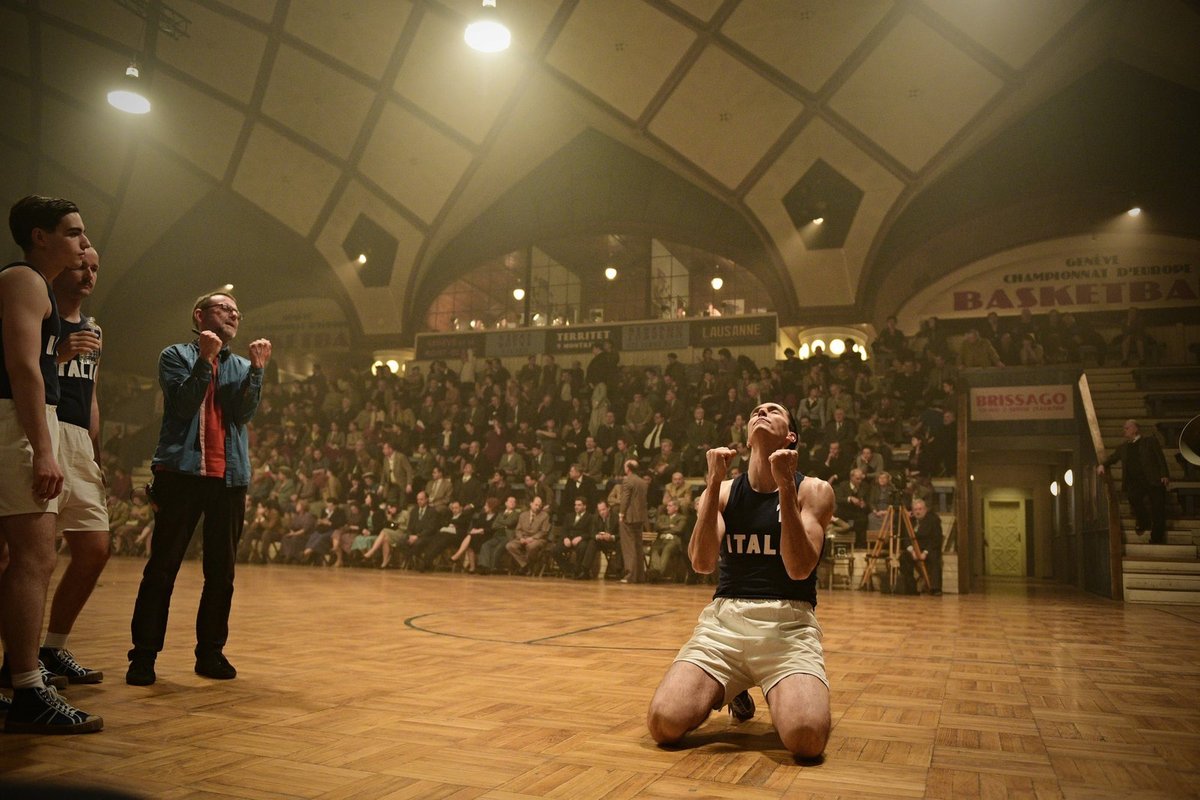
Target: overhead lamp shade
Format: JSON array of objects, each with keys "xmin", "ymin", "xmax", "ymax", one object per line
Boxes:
[
  {"xmin": 465, "ymin": 0, "xmax": 511, "ymax": 52},
  {"xmin": 108, "ymin": 64, "xmax": 151, "ymax": 114}
]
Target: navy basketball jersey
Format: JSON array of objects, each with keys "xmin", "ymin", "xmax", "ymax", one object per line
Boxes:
[
  {"xmin": 714, "ymin": 471, "xmax": 821, "ymax": 605},
  {"xmin": 56, "ymin": 315, "xmax": 96, "ymax": 429},
  {"xmin": 0, "ymin": 262, "xmax": 61, "ymax": 405}
]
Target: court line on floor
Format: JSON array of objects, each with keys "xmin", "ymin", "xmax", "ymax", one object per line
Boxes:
[{"xmin": 404, "ymin": 609, "xmax": 678, "ymax": 650}]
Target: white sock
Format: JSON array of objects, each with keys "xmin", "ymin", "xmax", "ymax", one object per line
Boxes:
[
  {"xmin": 42, "ymin": 632, "xmax": 69, "ymax": 650},
  {"xmin": 12, "ymin": 669, "xmax": 45, "ymax": 690}
]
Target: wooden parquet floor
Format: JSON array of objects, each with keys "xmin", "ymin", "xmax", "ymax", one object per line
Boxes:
[{"xmin": 3, "ymin": 558, "xmax": 1199, "ymax": 799}]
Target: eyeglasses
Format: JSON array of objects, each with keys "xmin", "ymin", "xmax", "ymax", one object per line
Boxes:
[{"xmin": 203, "ymin": 302, "xmax": 243, "ymax": 320}]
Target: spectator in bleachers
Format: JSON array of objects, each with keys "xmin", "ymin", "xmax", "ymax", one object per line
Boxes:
[
  {"xmin": 867, "ymin": 471, "xmax": 900, "ymax": 538},
  {"xmin": 280, "ymin": 498, "xmax": 315, "ymax": 564},
  {"xmin": 872, "ymin": 315, "xmax": 908, "ymax": 369},
  {"xmin": 957, "ymin": 328, "xmax": 1004, "ymax": 369},
  {"xmin": 726, "ymin": 413, "xmax": 748, "ymax": 451},
  {"xmin": 424, "ymin": 465, "xmax": 452, "ymax": 512},
  {"xmin": 981, "ymin": 311, "xmax": 1005, "ymax": 347},
  {"xmin": 852, "ymin": 446, "xmax": 884, "ymax": 478},
  {"xmin": 1118, "ymin": 307, "xmax": 1149, "ymax": 365},
  {"xmin": 506, "ymin": 495, "xmax": 551, "ymax": 574},
  {"xmin": 835, "ymin": 468, "xmax": 870, "ymax": 547},
  {"xmin": 827, "ymin": 383, "xmax": 856, "ymax": 421},
  {"xmin": 551, "ymin": 497, "xmax": 594, "ymax": 577},
  {"xmin": 822, "ymin": 408, "xmax": 857, "ymax": 451},
  {"xmin": 522, "ymin": 472, "xmax": 554, "ymax": 508},
  {"xmin": 528, "ymin": 441, "xmax": 556, "ymax": 484},
  {"xmin": 1019, "ymin": 332, "xmax": 1045, "ymax": 366},
  {"xmin": 559, "ymin": 464, "xmax": 598, "ymax": 520},
  {"xmin": 661, "ymin": 471, "xmax": 694, "ymax": 517},
  {"xmin": 647, "ymin": 499, "xmax": 688, "ymax": 582},
  {"xmin": 681, "ymin": 406, "xmax": 719, "ymax": 476},
  {"xmin": 577, "ymin": 436, "xmax": 606, "ymax": 483},
  {"xmin": 497, "ymin": 441, "xmax": 525, "ymax": 483},
  {"xmin": 899, "ymin": 498, "xmax": 942, "ymax": 595},
  {"xmin": 811, "ymin": 441, "xmax": 849, "ymax": 485},
  {"xmin": 453, "ymin": 461, "xmax": 486, "ymax": 514}
]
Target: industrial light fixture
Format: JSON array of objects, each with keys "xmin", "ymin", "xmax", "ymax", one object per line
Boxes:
[
  {"xmin": 465, "ymin": 0, "xmax": 511, "ymax": 53},
  {"xmin": 108, "ymin": 63, "xmax": 151, "ymax": 114}
]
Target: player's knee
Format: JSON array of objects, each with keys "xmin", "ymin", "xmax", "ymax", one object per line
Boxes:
[
  {"xmin": 646, "ymin": 698, "xmax": 692, "ymax": 745},
  {"xmin": 73, "ymin": 534, "xmax": 111, "ymax": 570},
  {"xmin": 780, "ymin": 719, "xmax": 829, "ymax": 760}
]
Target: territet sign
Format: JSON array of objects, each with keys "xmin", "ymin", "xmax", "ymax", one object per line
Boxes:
[
  {"xmin": 414, "ymin": 314, "xmax": 777, "ymax": 360},
  {"xmin": 970, "ymin": 385, "xmax": 1074, "ymax": 422}
]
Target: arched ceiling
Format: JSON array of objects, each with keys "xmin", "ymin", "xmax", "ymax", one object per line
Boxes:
[{"xmin": 2, "ymin": 0, "xmax": 1198, "ymax": 370}]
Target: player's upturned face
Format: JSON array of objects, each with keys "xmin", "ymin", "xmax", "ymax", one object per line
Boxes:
[{"xmin": 748, "ymin": 403, "xmax": 792, "ymax": 445}]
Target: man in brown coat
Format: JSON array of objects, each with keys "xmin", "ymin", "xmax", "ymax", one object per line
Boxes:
[
  {"xmin": 618, "ymin": 459, "xmax": 649, "ymax": 583},
  {"xmin": 505, "ymin": 495, "xmax": 550, "ymax": 573}
]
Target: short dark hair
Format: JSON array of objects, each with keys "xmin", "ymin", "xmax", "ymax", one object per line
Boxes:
[
  {"xmin": 9, "ymin": 195, "xmax": 80, "ymax": 251},
  {"xmin": 193, "ymin": 290, "xmax": 237, "ymax": 315}
]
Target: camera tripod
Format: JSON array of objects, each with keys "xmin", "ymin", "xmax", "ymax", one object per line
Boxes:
[{"xmin": 859, "ymin": 505, "xmax": 931, "ymax": 593}]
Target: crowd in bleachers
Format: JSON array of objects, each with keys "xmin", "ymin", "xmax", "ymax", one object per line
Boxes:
[{"xmin": 93, "ymin": 306, "xmax": 1158, "ymax": 582}]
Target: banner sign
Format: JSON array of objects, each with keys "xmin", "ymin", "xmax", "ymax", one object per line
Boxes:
[
  {"xmin": 414, "ymin": 314, "xmax": 778, "ymax": 360},
  {"xmin": 970, "ymin": 385, "xmax": 1074, "ymax": 422},
  {"xmin": 901, "ymin": 236, "xmax": 1200, "ymax": 326},
  {"xmin": 414, "ymin": 332, "xmax": 482, "ymax": 361},
  {"xmin": 546, "ymin": 325, "xmax": 620, "ymax": 354},
  {"xmin": 484, "ymin": 329, "xmax": 546, "ymax": 358},
  {"xmin": 689, "ymin": 315, "xmax": 776, "ymax": 347},
  {"xmin": 623, "ymin": 320, "xmax": 690, "ymax": 351}
]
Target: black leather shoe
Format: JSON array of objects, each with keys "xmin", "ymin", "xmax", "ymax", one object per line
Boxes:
[
  {"xmin": 126, "ymin": 659, "xmax": 156, "ymax": 686},
  {"xmin": 194, "ymin": 653, "xmax": 237, "ymax": 680}
]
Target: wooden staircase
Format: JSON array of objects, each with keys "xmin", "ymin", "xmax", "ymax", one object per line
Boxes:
[{"xmin": 1085, "ymin": 366, "xmax": 1200, "ymax": 604}]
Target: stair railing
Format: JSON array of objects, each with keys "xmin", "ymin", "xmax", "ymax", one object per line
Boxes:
[{"xmin": 1078, "ymin": 372, "xmax": 1123, "ymax": 600}]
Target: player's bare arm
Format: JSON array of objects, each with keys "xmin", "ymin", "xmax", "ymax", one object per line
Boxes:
[{"xmin": 689, "ymin": 446, "xmax": 735, "ymax": 573}]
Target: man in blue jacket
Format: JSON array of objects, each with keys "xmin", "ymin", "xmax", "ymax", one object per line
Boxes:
[{"xmin": 126, "ymin": 292, "xmax": 272, "ymax": 685}]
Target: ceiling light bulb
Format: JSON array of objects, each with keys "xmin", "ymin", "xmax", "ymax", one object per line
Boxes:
[
  {"xmin": 108, "ymin": 64, "xmax": 151, "ymax": 114},
  {"xmin": 465, "ymin": 0, "xmax": 511, "ymax": 52},
  {"xmin": 513, "ymin": 287, "xmax": 525, "ymax": 301},
  {"xmin": 604, "ymin": 266, "xmax": 617, "ymax": 280},
  {"xmin": 357, "ymin": 253, "xmax": 368, "ymax": 264},
  {"xmin": 711, "ymin": 276, "xmax": 723, "ymax": 291},
  {"xmin": 812, "ymin": 216, "xmax": 824, "ymax": 225},
  {"xmin": 1127, "ymin": 207, "xmax": 1141, "ymax": 217}
]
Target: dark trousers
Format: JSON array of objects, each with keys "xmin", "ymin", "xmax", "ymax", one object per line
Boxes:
[
  {"xmin": 577, "ymin": 536, "xmax": 621, "ymax": 578},
  {"xmin": 899, "ymin": 552, "xmax": 941, "ymax": 595},
  {"xmin": 129, "ymin": 471, "xmax": 246, "ymax": 660},
  {"xmin": 1128, "ymin": 483, "xmax": 1168, "ymax": 543}
]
